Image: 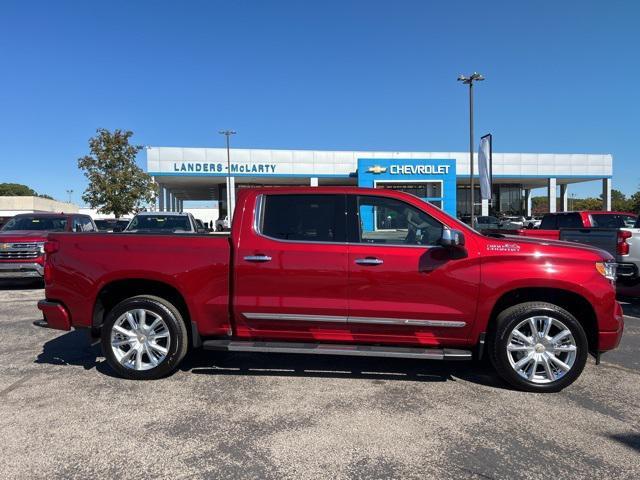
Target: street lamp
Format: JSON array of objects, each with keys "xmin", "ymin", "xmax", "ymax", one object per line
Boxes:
[
  {"xmin": 66, "ymin": 189, "xmax": 74, "ymax": 204},
  {"xmin": 218, "ymin": 130, "xmax": 237, "ymax": 222},
  {"xmin": 458, "ymin": 72, "xmax": 484, "ymax": 227}
]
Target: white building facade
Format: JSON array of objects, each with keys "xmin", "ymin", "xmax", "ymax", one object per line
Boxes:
[{"xmin": 146, "ymin": 146, "xmax": 613, "ymax": 220}]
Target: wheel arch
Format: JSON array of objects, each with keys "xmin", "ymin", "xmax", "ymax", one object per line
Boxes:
[
  {"xmin": 93, "ymin": 278, "xmax": 197, "ymax": 347},
  {"xmin": 486, "ymin": 287, "xmax": 598, "ymax": 353}
]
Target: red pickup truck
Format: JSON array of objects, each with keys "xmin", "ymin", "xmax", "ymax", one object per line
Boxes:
[
  {"xmin": 496, "ymin": 211, "xmax": 638, "ymax": 241},
  {"xmin": 38, "ymin": 187, "xmax": 624, "ymax": 392},
  {"xmin": 0, "ymin": 212, "xmax": 97, "ymax": 280}
]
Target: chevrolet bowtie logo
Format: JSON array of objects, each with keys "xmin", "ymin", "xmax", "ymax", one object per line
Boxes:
[{"xmin": 367, "ymin": 165, "xmax": 387, "ymax": 174}]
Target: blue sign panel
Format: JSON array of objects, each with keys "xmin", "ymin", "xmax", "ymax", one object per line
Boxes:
[{"xmin": 357, "ymin": 158, "xmax": 457, "ymax": 219}]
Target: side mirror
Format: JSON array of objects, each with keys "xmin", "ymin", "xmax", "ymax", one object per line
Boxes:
[
  {"xmin": 113, "ymin": 226, "xmax": 124, "ymax": 233},
  {"xmin": 440, "ymin": 228, "xmax": 465, "ymax": 247},
  {"xmin": 197, "ymin": 227, "xmax": 206, "ymax": 234}
]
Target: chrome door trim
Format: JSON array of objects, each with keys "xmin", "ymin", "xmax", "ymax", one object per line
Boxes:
[
  {"xmin": 243, "ymin": 312, "xmax": 466, "ymax": 327},
  {"xmin": 243, "ymin": 255, "xmax": 272, "ymax": 262},
  {"xmin": 349, "ymin": 316, "xmax": 466, "ymax": 327},
  {"xmin": 244, "ymin": 313, "xmax": 349, "ymax": 323}
]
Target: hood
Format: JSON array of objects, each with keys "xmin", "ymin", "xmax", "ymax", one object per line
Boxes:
[
  {"xmin": 484, "ymin": 234, "xmax": 613, "ymax": 261},
  {"xmin": 0, "ymin": 230, "xmax": 51, "ymax": 242}
]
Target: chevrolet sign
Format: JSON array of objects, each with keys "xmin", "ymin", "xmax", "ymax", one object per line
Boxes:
[{"xmin": 367, "ymin": 165, "xmax": 387, "ymax": 174}]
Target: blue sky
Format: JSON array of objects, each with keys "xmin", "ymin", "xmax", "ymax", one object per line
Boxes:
[{"xmin": 1, "ymin": 0, "xmax": 638, "ymax": 204}]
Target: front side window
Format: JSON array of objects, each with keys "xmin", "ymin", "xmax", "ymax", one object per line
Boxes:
[
  {"xmin": 260, "ymin": 194, "xmax": 346, "ymax": 242},
  {"xmin": 591, "ymin": 214, "xmax": 637, "ymax": 228},
  {"xmin": 355, "ymin": 195, "xmax": 443, "ymax": 246}
]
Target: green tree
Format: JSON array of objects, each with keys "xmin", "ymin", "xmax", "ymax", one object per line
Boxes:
[
  {"xmin": 574, "ymin": 197, "xmax": 602, "ymax": 210},
  {"xmin": 607, "ymin": 189, "xmax": 630, "ymax": 212},
  {"xmin": 0, "ymin": 182, "xmax": 53, "ymax": 199},
  {"xmin": 78, "ymin": 128, "xmax": 156, "ymax": 218},
  {"xmin": 629, "ymin": 190, "xmax": 640, "ymax": 214}
]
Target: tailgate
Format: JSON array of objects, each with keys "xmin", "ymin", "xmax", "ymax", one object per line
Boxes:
[{"xmin": 559, "ymin": 228, "xmax": 618, "ymax": 256}]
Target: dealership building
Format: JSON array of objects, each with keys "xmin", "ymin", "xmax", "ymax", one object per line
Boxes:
[{"xmin": 146, "ymin": 147, "xmax": 613, "ymax": 220}]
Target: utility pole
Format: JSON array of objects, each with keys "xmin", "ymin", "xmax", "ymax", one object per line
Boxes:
[
  {"xmin": 457, "ymin": 72, "xmax": 484, "ymax": 227},
  {"xmin": 218, "ymin": 130, "xmax": 237, "ymax": 222}
]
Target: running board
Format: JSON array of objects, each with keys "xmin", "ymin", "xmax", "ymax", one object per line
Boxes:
[{"xmin": 202, "ymin": 340, "xmax": 472, "ymax": 361}]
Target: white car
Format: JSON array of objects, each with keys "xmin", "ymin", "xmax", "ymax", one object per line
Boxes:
[{"xmin": 215, "ymin": 216, "xmax": 230, "ymax": 232}]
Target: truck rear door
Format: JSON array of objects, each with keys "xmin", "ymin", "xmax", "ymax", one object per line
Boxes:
[{"xmin": 232, "ymin": 193, "xmax": 351, "ymax": 341}]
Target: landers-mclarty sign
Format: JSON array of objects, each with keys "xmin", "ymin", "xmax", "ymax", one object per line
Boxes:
[
  {"xmin": 172, "ymin": 162, "xmax": 277, "ymax": 174},
  {"xmin": 389, "ymin": 164, "xmax": 451, "ymax": 175}
]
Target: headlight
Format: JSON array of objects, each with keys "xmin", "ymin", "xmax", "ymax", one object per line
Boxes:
[
  {"xmin": 36, "ymin": 242, "xmax": 45, "ymax": 254},
  {"xmin": 596, "ymin": 261, "xmax": 617, "ymax": 281}
]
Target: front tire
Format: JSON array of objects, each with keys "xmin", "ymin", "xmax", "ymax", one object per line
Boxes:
[
  {"xmin": 488, "ymin": 301, "xmax": 588, "ymax": 392},
  {"xmin": 101, "ymin": 295, "xmax": 188, "ymax": 380}
]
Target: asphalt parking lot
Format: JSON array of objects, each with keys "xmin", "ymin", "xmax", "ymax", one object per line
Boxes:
[{"xmin": 1, "ymin": 283, "xmax": 639, "ymax": 479}]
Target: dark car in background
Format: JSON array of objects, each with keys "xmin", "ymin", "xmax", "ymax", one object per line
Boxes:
[
  {"xmin": 123, "ymin": 212, "xmax": 203, "ymax": 233},
  {"xmin": 94, "ymin": 219, "xmax": 131, "ymax": 232}
]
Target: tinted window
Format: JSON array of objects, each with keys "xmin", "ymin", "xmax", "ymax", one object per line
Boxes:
[
  {"xmin": 355, "ymin": 195, "xmax": 443, "ymax": 246},
  {"xmin": 261, "ymin": 194, "xmax": 346, "ymax": 242},
  {"xmin": 557, "ymin": 213, "xmax": 583, "ymax": 228},
  {"xmin": 539, "ymin": 214, "xmax": 557, "ymax": 230},
  {"xmin": 126, "ymin": 215, "xmax": 192, "ymax": 232},
  {"xmin": 73, "ymin": 217, "xmax": 95, "ymax": 232},
  {"xmin": 1, "ymin": 216, "xmax": 67, "ymax": 231},
  {"xmin": 591, "ymin": 214, "xmax": 637, "ymax": 228}
]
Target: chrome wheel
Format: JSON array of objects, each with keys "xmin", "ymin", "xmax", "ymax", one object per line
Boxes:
[
  {"xmin": 506, "ymin": 315, "xmax": 577, "ymax": 384},
  {"xmin": 110, "ymin": 309, "xmax": 171, "ymax": 371}
]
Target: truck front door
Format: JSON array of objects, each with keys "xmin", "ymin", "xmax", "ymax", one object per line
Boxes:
[
  {"xmin": 233, "ymin": 193, "xmax": 351, "ymax": 342},
  {"xmin": 346, "ymin": 194, "xmax": 480, "ymax": 346}
]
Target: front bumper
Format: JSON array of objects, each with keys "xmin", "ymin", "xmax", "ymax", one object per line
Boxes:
[
  {"xmin": 0, "ymin": 262, "xmax": 44, "ymax": 278},
  {"xmin": 598, "ymin": 301, "xmax": 624, "ymax": 351},
  {"xmin": 37, "ymin": 300, "xmax": 71, "ymax": 330}
]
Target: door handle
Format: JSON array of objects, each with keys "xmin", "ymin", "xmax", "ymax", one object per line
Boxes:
[
  {"xmin": 355, "ymin": 257, "xmax": 384, "ymax": 266},
  {"xmin": 244, "ymin": 255, "xmax": 272, "ymax": 262}
]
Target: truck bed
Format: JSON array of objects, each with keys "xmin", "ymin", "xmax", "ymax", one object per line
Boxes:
[{"xmin": 44, "ymin": 232, "xmax": 232, "ymax": 336}]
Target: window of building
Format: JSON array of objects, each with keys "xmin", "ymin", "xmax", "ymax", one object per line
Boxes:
[{"xmin": 260, "ymin": 194, "xmax": 346, "ymax": 242}]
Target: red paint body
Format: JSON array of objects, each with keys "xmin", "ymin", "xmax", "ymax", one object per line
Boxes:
[{"xmin": 39, "ymin": 188, "xmax": 624, "ymax": 353}]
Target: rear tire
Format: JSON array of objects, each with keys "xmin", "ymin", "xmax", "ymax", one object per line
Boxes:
[
  {"xmin": 101, "ymin": 295, "xmax": 188, "ymax": 380},
  {"xmin": 488, "ymin": 301, "xmax": 588, "ymax": 393}
]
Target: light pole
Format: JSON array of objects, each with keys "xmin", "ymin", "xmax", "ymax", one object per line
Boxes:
[
  {"xmin": 458, "ymin": 72, "xmax": 484, "ymax": 227},
  {"xmin": 66, "ymin": 189, "xmax": 74, "ymax": 204},
  {"xmin": 218, "ymin": 130, "xmax": 237, "ymax": 222}
]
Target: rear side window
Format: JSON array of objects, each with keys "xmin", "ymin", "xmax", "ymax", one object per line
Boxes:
[
  {"xmin": 539, "ymin": 215, "xmax": 557, "ymax": 230},
  {"xmin": 260, "ymin": 194, "xmax": 346, "ymax": 242},
  {"xmin": 556, "ymin": 213, "xmax": 583, "ymax": 228}
]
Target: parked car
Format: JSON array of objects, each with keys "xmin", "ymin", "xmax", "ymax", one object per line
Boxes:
[
  {"xmin": 488, "ymin": 211, "xmax": 638, "ymax": 240},
  {"xmin": 524, "ymin": 216, "xmax": 542, "ymax": 229},
  {"xmin": 474, "ymin": 216, "xmax": 500, "ymax": 231},
  {"xmin": 216, "ymin": 215, "xmax": 230, "ymax": 232},
  {"xmin": 38, "ymin": 187, "xmax": 623, "ymax": 392},
  {"xmin": 94, "ymin": 219, "xmax": 131, "ymax": 232},
  {"xmin": 559, "ymin": 215, "xmax": 640, "ymax": 287},
  {"xmin": 0, "ymin": 212, "xmax": 96, "ymax": 279},
  {"xmin": 123, "ymin": 212, "xmax": 201, "ymax": 233},
  {"xmin": 499, "ymin": 216, "xmax": 526, "ymax": 229}
]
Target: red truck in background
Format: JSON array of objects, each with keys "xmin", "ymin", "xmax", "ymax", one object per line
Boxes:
[
  {"xmin": 38, "ymin": 188, "xmax": 624, "ymax": 392},
  {"xmin": 0, "ymin": 212, "xmax": 97, "ymax": 280},
  {"xmin": 492, "ymin": 211, "xmax": 638, "ymax": 242}
]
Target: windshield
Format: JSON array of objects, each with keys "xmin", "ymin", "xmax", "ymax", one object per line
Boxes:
[
  {"xmin": 126, "ymin": 215, "xmax": 191, "ymax": 232},
  {"xmin": 1, "ymin": 216, "xmax": 67, "ymax": 232}
]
